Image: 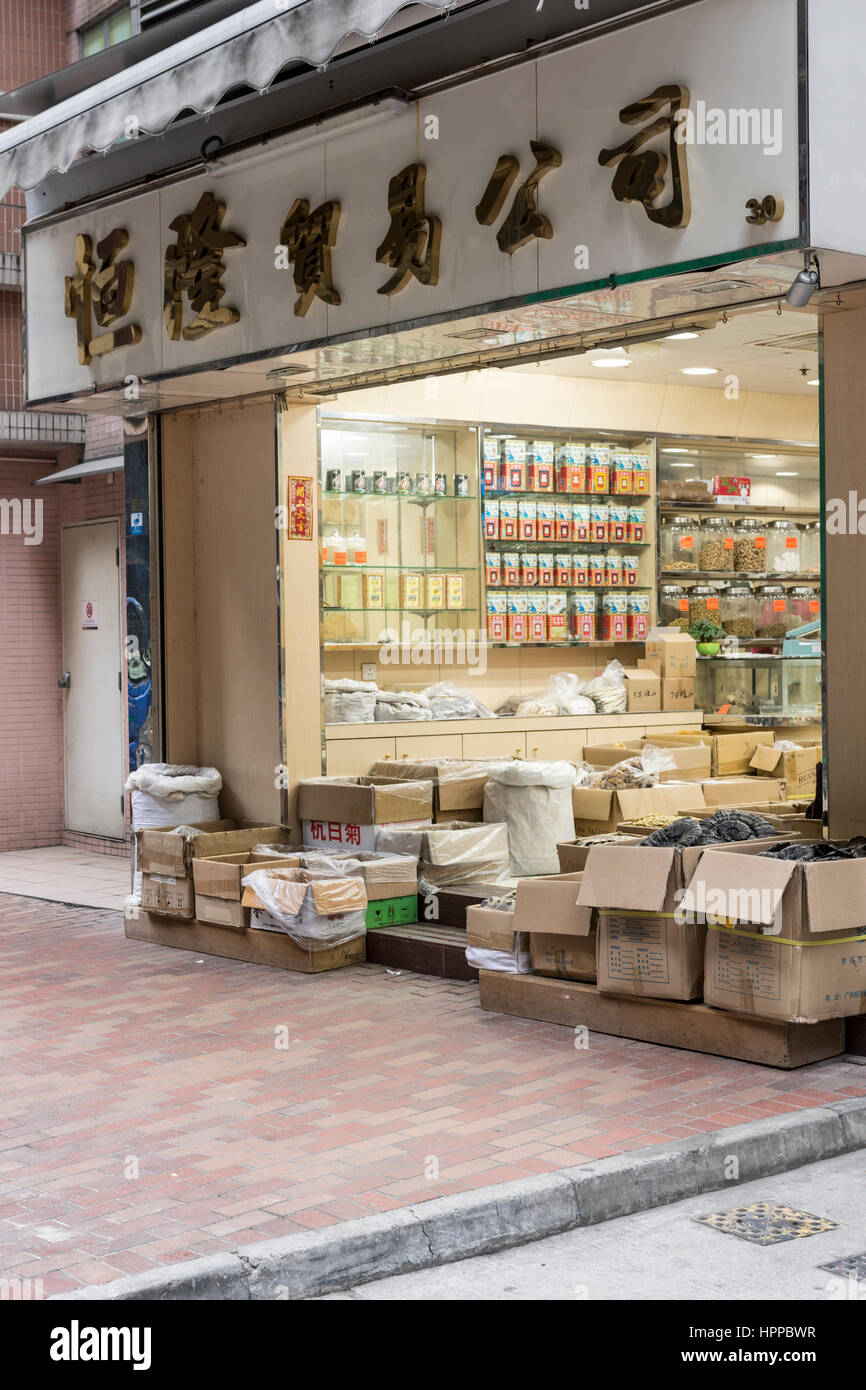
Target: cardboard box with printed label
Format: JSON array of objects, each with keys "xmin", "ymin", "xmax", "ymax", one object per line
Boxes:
[
  {"xmin": 661, "ymin": 676, "xmax": 695, "ymax": 711},
  {"xmin": 644, "ymin": 629, "xmax": 698, "ymax": 679},
  {"xmin": 621, "ymin": 668, "xmax": 661, "ymax": 712},
  {"xmin": 578, "ymin": 839, "xmax": 783, "ymax": 1001},
  {"xmin": 572, "ymin": 783, "xmax": 707, "ymax": 837},
  {"xmin": 140, "ymin": 873, "xmax": 196, "ymax": 918},
  {"xmin": 701, "ymin": 777, "xmax": 785, "ymax": 808},
  {"xmin": 299, "ymin": 776, "xmax": 433, "ymax": 850},
  {"xmin": 711, "ymin": 731, "xmax": 775, "ymax": 777},
  {"xmin": 749, "ymin": 744, "xmax": 820, "ymax": 799},
  {"xmin": 369, "ymin": 759, "xmax": 488, "ymax": 814},
  {"xmin": 681, "ymin": 847, "xmax": 866, "ymax": 1022},
  {"xmin": 512, "ymin": 872, "xmax": 597, "ymax": 982}
]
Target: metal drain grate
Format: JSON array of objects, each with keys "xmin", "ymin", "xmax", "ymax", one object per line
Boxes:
[
  {"xmin": 694, "ymin": 1202, "xmax": 838, "ymax": 1246},
  {"xmin": 818, "ymin": 1253, "xmax": 866, "ymax": 1280}
]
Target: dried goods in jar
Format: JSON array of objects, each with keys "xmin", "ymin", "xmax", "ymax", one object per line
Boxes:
[{"xmin": 723, "ymin": 617, "xmax": 756, "ymax": 639}]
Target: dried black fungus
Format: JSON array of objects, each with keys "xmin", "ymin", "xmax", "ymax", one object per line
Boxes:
[{"xmin": 640, "ymin": 809, "xmax": 779, "ymax": 848}]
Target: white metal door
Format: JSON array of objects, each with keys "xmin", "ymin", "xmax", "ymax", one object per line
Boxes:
[{"xmin": 61, "ymin": 519, "xmax": 125, "ymax": 837}]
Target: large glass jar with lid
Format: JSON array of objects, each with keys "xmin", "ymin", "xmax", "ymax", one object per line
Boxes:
[
  {"xmin": 800, "ymin": 521, "xmax": 821, "ymax": 576},
  {"xmin": 660, "ymin": 515, "xmax": 698, "ymax": 570},
  {"xmin": 767, "ymin": 519, "xmax": 801, "ymax": 573},
  {"xmin": 733, "ymin": 517, "xmax": 769, "ymax": 573},
  {"xmin": 659, "ymin": 583, "xmax": 691, "ymax": 630},
  {"xmin": 788, "ymin": 584, "xmax": 821, "ymax": 628},
  {"xmin": 755, "ymin": 583, "xmax": 791, "ymax": 636},
  {"xmin": 688, "ymin": 582, "xmax": 723, "ymax": 629},
  {"xmin": 698, "ymin": 515, "xmax": 735, "ymax": 572},
  {"xmin": 719, "ymin": 581, "xmax": 756, "ymax": 640}
]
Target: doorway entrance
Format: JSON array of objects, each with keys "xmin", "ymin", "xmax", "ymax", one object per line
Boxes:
[{"xmin": 60, "ymin": 519, "xmax": 125, "ymax": 838}]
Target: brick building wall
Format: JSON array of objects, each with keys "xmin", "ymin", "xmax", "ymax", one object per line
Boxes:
[{"xmin": 0, "ymin": 2, "xmax": 130, "ymax": 852}]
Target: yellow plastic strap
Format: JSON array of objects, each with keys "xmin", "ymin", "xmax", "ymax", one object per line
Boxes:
[{"xmin": 707, "ymin": 923, "xmax": 866, "ymax": 948}]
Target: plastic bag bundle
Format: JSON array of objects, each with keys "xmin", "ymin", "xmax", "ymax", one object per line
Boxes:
[
  {"xmin": 243, "ymin": 867, "xmax": 366, "ymax": 949},
  {"xmin": 324, "ymin": 679, "xmax": 377, "ymax": 724},
  {"xmin": 585, "ymin": 660, "xmax": 628, "ymax": 714},
  {"xmin": 484, "ymin": 761, "xmax": 577, "ymax": 876},
  {"xmin": 465, "ymin": 944, "xmax": 531, "ymax": 974},
  {"xmin": 511, "ymin": 672, "xmax": 596, "ymax": 718},
  {"xmin": 419, "ymin": 820, "xmax": 511, "ymax": 887},
  {"xmin": 374, "ymin": 690, "xmax": 433, "ymax": 722},
  {"xmin": 575, "ymin": 744, "xmax": 677, "ymax": 791},
  {"xmin": 424, "ymin": 682, "xmax": 495, "ymax": 720}
]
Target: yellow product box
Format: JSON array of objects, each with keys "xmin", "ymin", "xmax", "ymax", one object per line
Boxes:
[
  {"xmin": 446, "ymin": 574, "xmax": 465, "ymax": 609},
  {"xmin": 425, "ymin": 573, "xmax": 447, "ymax": 610},
  {"xmin": 363, "ymin": 572, "xmax": 384, "ymax": 609},
  {"xmin": 400, "ymin": 572, "xmax": 423, "ymax": 609}
]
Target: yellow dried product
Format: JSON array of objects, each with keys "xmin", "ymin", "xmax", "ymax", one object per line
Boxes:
[{"xmin": 626, "ymin": 813, "xmax": 680, "ymax": 828}]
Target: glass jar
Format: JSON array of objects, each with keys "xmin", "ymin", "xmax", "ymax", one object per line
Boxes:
[
  {"xmin": 698, "ymin": 516, "xmax": 735, "ymax": 572},
  {"xmin": 788, "ymin": 584, "xmax": 821, "ymax": 628},
  {"xmin": 768, "ymin": 519, "xmax": 801, "ymax": 573},
  {"xmin": 719, "ymin": 582, "xmax": 756, "ymax": 640},
  {"xmin": 755, "ymin": 583, "xmax": 791, "ymax": 637},
  {"xmin": 688, "ymin": 583, "xmax": 722, "ymax": 629},
  {"xmin": 800, "ymin": 520, "xmax": 821, "ymax": 576},
  {"xmin": 660, "ymin": 515, "xmax": 698, "ymax": 570},
  {"xmin": 659, "ymin": 583, "xmax": 690, "ymax": 630},
  {"xmin": 734, "ymin": 518, "xmax": 769, "ymax": 574}
]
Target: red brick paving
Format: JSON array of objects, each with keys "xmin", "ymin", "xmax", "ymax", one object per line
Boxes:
[{"xmin": 1, "ymin": 892, "xmax": 863, "ymax": 1294}]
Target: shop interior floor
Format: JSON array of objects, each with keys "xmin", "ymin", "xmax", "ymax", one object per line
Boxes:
[
  {"xmin": 0, "ymin": 846, "xmax": 130, "ymax": 910},
  {"xmin": 365, "ymin": 922, "xmax": 478, "ymax": 982}
]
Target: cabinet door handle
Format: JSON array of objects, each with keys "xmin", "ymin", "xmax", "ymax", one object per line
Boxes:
[{"xmin": 532, "ymin": 745, "xmax": 539, "ymax": 754}]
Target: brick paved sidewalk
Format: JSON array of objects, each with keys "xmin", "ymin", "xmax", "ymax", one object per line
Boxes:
[{"xmin": 1, "ymin": 893, "xmax": 863, "ymax": 1297}]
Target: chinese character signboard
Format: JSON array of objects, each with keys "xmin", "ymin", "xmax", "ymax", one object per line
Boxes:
[
  {"xmin": 287, "ymin": 476, "xmax": 314, "ymax": 540},
  {"xmin": 25, "ymin": 0, "xmax": 800, "ymax": 405}
]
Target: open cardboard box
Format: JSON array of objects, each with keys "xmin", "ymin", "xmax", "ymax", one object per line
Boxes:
[
  {"xmin": 711, "ymin": 731, "xmax": 776, "ymax": 777},
  {"xmin": 644, "ymin": 629, "xmax": 698, "ymax": 678},
  {"xmin": 578, "ymin": 838, "xmax": 784, "ymax": 1001},
  {"xmin": 681, "ymin": 847, "xmax": 866, "ymax": 1022},
  {"xmin": 701, "ymin": 777, "xmax": 785, "ymax": 807},
  {"xmin": 138, "ymin": 822, "xmax": 289, "ymax": 921},
  {"xmin": 466, "ymin": 904, "xmax": 524, "ymax": 954},
  {"xmin": 572, "ymin": 783, "xmax": 706, "ymax": 837},
  {"xmin": 750, "ymin": 744, "xmax": 820, "ymax": 799},
  {"xmin": 557, "ymin": 836, "xmax": 642, "ymax": 873},
  {"xmin": 513, "ymin": 872, "xmax": 596, "ymax": 982},
  {"xmin": 369, "ymin": 759, "xmax": 488, "ymax": 814},
  {"xmin": 299, "ymin": 776, "xmax": 433, "ymax": 850}
]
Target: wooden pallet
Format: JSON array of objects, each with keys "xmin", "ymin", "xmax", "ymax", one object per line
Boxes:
[
  {"xmin": 124, "ymin": 908, "xmax": 363, "ymax": 973},
  {"xmin": 479, "ymin": 971, "xmax": 845, "ymax": 1069}
]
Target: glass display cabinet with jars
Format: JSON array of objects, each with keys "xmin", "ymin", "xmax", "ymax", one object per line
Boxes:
[
  {"xmin": 695, "ymin": 656, "xmax": 821, "ymax": 718},
  {"xmin": 319, "ymin": 417, "xmax": 480, "ymax": 646}
]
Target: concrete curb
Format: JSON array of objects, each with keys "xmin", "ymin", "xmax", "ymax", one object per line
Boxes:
[{"xmin": 54, "ymin": 1098, "xmax": 866, "ymax": 1302}]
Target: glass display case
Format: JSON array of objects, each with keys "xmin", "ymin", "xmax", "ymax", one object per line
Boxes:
[
  {"xmin": 695, "ymin": 655, "xmax": 822, "ymax": 718},
  {"xmin": 319, "ymin": 417, "xmax": 480, "ymax": 646}
]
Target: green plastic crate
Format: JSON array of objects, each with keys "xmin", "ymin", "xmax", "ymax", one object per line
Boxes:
[{"xmin": 366, "ymin": 894, "xmax": 419, "ymax": 929}]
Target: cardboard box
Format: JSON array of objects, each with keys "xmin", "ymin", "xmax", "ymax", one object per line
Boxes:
[
  {"xmin": 581, "ymin": 742, "xmax": 643, "ymax": 768},
  {"xmin": 750, "ymin": 744, "xmax": 820, "ymax": 799},
  {"xmin": 636, "ymin": 731, "xmax": 712, "ymax": 748},
  {"xmin": 466, "ymin": 905, "xmax": 524, "ymax": 954},
  {"xmin": 557, "ymin": 837, "xmax": 642, "ymax": 872},
  {"xmin": 193, "ymin": 851, "xmax": 302, "ymax": 904},
  {"xmin": 645, "ymin": 629, "xmax": 698, "ymax": 679},
  {"xmin": 701, "ymin": 777, "xmax": 785, "ymax": 807},
  {"xmin": 140, "ymin": 873, "xmax": 195, "ymax": 918},
  {"xmin": 578, "ymin": 839, "xmax": 783, "ymax": 1001},
  {"xmin": 711, "ymin": 731, "xmax": 775, "ymax": 776},
  {"xmin": 196, "ymin": 895, "xmax": 249, "ymax": 930},
  {"xmin": 571, "ymin": 783, "xmax": 706, "ymax": 837},
  {"xmin": 682, "ymin": 847, "xmax": 866, "ymax": 1022},
  {"xmin": 661, "ymin": 676, "xmax": 695, "ymax": 711},
  {"xmin": 622, "ymin": 668, "xmax": 661, "ymax": 712},
  {"xmin": 249, "ymin": 911, "xmax": 365, "ymax": 972},
  {"xmin": 135, "ymin": 819, "xmax": 239, "ymax": 878},
  {"xmin": 299, "ymin": 776, "xmax": 433, "ymax": 849},
  {"xmin": 418, "ymin": 882, "xmax": 506, "ymax": 927},
  {"xmin": 512, "ymin": 872, "xmax": 596, "ymax": 982},
  {"xmin": 369, "ymin": 759, "xmax": 487, "ymax": 814},
  {"xmin": 644, "ymin": 743, "xmax": 712, "ymax": 782}
]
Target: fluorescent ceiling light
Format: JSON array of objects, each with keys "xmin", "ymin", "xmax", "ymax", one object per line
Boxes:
[
  {"xmin": 591, "ymin": 358, "xmax": 631, "ymax": 368},
  {"xmin": 662, "ymin": 447, "xmax": 690, "ymax": 453},
  {"xmin": 681, "ymin": 367, "xmax": 718, "ymax": 376},
  {"xmin": 750, "ymin": 453, "xmax": 776, "ymax": 459},
  {"xmin": 669, "ymin": 462, "xmax": 695, "ymax": 468},
  {"xmin": 665, "ymin": 331, "xmax": 701, "ymax": 340},
  {"xmin": 776, "ymin": 471, "xmax": 798, "ymax": 477},
  {"xmin": 807, "ymin": 378, "xmax": 820, "ymax": 386}
]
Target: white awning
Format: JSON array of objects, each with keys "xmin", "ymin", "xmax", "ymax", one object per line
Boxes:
[
  {"xmin": 34, "ymin": 455, "xmax": 123, "ymax": 484},
  {"xmin": 0, "ymin": 0, "xmax": 456, "ymax": 198}
]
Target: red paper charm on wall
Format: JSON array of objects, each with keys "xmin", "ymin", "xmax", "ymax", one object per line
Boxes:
[{"xmin": 287, "ymin": 476, "xmax": 314, "ymax": 540}]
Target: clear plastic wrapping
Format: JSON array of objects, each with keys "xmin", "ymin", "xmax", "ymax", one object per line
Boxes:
[
  {"xmin": 324, "ymin": 679, "xmax": 378, "ymax": 724},
  {"xmin": 585, "ymin": 659, "xmax": 627, "ymax": 714},
  {"xmin": 125, "ymin": 763, "xmax": 222, "ymax": 799},
  {"xmin": 377, "ymin": 821, "xmax": 511, "ymax": 887},
  {"xmin": 465, "ymin": 945, "xmax": 531, "ymax": 974},
  {"xmin": 484, "ymin": 762, "xmax": 577, "ymax": 875},
  {"xmin": 423, "ymin": 682, "xmax": 495, "ymax": 720},
  {"xmin": 374, "ymin": 690, "xmax": 434, "ymax": 722},
  {"xmin": 242, "ymin": 867, "xmax": 367, "ymax": 948}
]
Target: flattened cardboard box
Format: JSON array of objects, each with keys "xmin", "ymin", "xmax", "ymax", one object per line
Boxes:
[
  {"xmin": 369, "ymin": 759, "xmax": 488, "ymax": 813},
  {"xmin": 701, "ymin": 777, "xmax": 784, "ymax": 807},
  {"xmin": 750, "ymin": 744, "xmax": 820, "ymax": 798},
  {"xmin": 512, "ymin": 872, "xmax": 596, "ymax": 982},
  {"xmin": 578, "ymin": 839, "xmax": 783, "ymax": 1001},
  {"xmin": 681, "ymin": 847, "xmax": 866, "ymax": 1022},
  {"xmin": 711, "ymin": 731, "xmax": 775, "ymax": 777},
  {"xmin": 298, "ymin": 776, "xmax": 433, "ymax": 826},
  {"xmin": 572, "ymin": 782, "xmax": 706, "ymax": 837}
]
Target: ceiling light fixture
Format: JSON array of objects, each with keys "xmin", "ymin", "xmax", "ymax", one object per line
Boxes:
[
  {"xmin": 665, "ymin": 331, "xmax": 701, "ymax": 341},
  {"xmin": 662, "ymin": 447, "xmax": 690, "ymax": 453},
  {"xmin": 669, "ymin": 462, "xmax": 695, "ymax": 468},
  {"xmin": 591, "ymin": 357, "xmax": 631, "ymax": 367},
  {"xmin": 680, "ymin": 367, "xmax": 719, "ymax": 376},
  {"xmin": 776, "ymin": 471, "xmax": 799, "ymax": 477},
  {"xmin": 749, "ymin": 454, "xmax": 777, "ymax": 460},
  {"xmin": 807, "ymin": 378, "xmax": 820, "ymax": 386}
]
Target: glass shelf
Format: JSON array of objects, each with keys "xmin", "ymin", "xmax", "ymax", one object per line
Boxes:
[
  {"xmin": 660, "ymin": 568, "xmax": 822, "ymax": 582},
  {"xmin": 486, "ymin": 584, "xmax": 653, "ymax": 592},
  {"xmin": 486, "ymin": 538, "xmax": 650, "ymax": 548},
  {"xmin": 483, "ymin": 491, "xmax": 652, "ymax": 503},
  {"xmin": 323, "ymin": 491, "xmax": 476, "ymax": 503},
  {"xmin": 323, "ymin": 606, "xmax": 470, "ymax": 615},
  {"xmin": 322, "ymin": 563, "xmax": 474, "ymax": 572}
]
